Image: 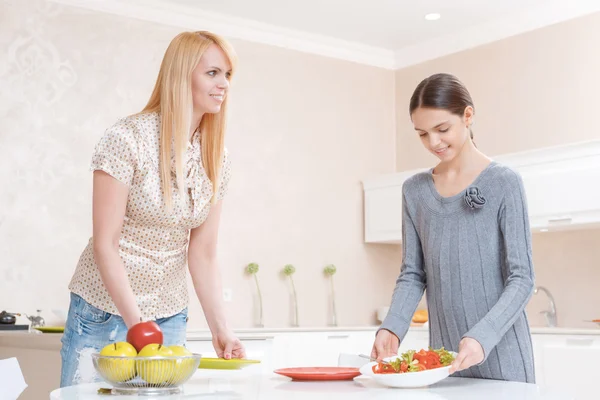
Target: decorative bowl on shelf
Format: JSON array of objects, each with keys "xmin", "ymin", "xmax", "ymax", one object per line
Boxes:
[{"xmin": 91, "ymin": 353, "xmax": 201, "ymax": 396}]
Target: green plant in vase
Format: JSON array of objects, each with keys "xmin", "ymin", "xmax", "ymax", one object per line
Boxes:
[
  {"xmin": 245, "ymin": 262, "xmax": 263, "ymax": 327},
  {"xmin": 283, "ymin": 264, "xmax": 298, "ymax": 327},
  {"xmin": 324, "ymin": 264, "xmax": 338, "ymax": 327}
]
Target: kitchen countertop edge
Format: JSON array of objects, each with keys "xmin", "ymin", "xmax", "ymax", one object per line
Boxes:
[{"xmin": 2, "ymin": 326, "xmax": 599, "ymax": 350}]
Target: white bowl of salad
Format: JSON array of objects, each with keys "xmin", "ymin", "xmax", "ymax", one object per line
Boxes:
[{"xmin": 359, "ymin": 348, "xmax": 457, "ymax": 388}]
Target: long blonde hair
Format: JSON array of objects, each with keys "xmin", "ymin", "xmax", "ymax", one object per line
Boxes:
[{"xmin": 141, "ymin": 31, "xmax": 237, "ymax": 208}]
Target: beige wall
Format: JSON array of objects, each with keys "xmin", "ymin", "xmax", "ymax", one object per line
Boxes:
[
  {"xmin": 394, "ymin": 12, "xmax": 600, "ymax": 328},
  {"xmin": 0, "ymin": 0, "xmax": 400, "ymax": 330},
  {"xmin": 395, "ymin": 12, "xmax": 600, "ymax": 171},
  {"xmin": 2, "ymin": 0, "xmax": 597, "ymax": 333},
  {"xmin": 529, "ymin": 229, "xmax": 600, "ymax": 328}
]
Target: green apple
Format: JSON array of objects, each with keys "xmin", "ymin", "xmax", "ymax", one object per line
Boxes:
[
  {"xmin": 169, "ymin": 345, "xmax": 195, "ymax": 384},
  {"xmin": 98, "ymin": 342, "xmax": 137, "ymax": 382},
  {"xmin": 136, "ymin": 344, "xmax": 175, "ymax": 384}
]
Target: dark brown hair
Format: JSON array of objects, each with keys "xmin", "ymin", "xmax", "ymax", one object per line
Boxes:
[{"xmin": 409, "ymin": 73, "xmax": 475, "ymax": 140}]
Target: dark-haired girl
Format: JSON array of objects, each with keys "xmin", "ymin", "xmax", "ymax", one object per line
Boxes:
[{"xmin": 371, "ymin": 73, "xmax": 536, "ymax": 383}]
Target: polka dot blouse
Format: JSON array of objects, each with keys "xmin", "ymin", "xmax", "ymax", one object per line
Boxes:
[{"xmin": 68, "ymin": 112, "xmax": 231, "ymax": 320}]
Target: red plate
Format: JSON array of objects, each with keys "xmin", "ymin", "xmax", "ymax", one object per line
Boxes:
[{"xmin": 274, "ymin": 367, "xmax": 361, "ymax": 381}]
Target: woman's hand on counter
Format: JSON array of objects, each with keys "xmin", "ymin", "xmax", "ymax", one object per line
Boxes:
[
  {"xmin": 371, "ymin": 329, "xmax": 399, "ymax": 361},
  {"xmin": 212, "ymin": 329, "xmax": 246, "ymax": 360},
  {"xmin": 449, "ymin": 337, "xmax": 484, "ymax": 374}
]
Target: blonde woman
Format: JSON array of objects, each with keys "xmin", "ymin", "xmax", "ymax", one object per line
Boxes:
[{"xmin": 60, "ymin": 31, "xmax": 245, "ymax": 387}]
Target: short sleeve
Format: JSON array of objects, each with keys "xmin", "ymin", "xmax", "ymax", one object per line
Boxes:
[
  {"xmin": 90, "ymin": 120, "xmax": 139, "ymax": 187},
  {"xmin": 216, "ymin": 148, "xmax": 231, "ymax": 201}
]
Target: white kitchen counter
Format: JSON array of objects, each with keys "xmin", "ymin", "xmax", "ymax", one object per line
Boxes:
[
  {"xmin": 186, "ymin": 325, "xmax": 600, "ymax": 340},
  {"xmin": 528, "ymin": 327, "xmax": 600, "ymax": 335},
  {"xmin": 186, "ymin": 325, "xmax": 383, "ymax": 340},
  {"xmin": 4, "ymin": 327, "xmax": 597, "ymax": 400},
  {"xmin": 49, "ymin": 372, "xmax": 572, "ymax": 400},
  {"xmin": 2, "ymin": 325, "xmax": 599, "ymax": 350},
  {"xmin": 404, "ymin": 326, "xmax": 600, "ymax": 336}
]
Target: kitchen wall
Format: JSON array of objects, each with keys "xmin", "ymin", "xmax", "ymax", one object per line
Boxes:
[
  {"xmin": 394, "ymin": 11, "xmax": 600, "ymax": 170},
  {"xmin": 393, "ymin": 12, "xmax": 600, "ymax": 328},
  {"xmin": 0, "ymin": 0, "xmax": 401, "ymax": 330},
  {"xmin": 2, "ymin": 0, "xmax": 597, "ymax": 332},
  {"xmin": 529, "ymin": 228, "xmax": 600, "ymax": 328}
]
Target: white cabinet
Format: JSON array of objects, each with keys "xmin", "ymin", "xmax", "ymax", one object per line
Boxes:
[
  {"xmin": 532, "ymin": 334, "xmax": 600, "ymax": 400},
  {"xmin": 269, "ymin": 331, "xmax": 373, "ymax": 368},
  {"xmin": 363, "ymin": 170, "xmax": 421, "ymax": 243},
  {"xmin": 363, "ymin": 183, "xmax": 403, "ymax": 244},
  {"xmin": 363, "ymin": 140, "xmax": 600, "ymax": 243},
  {"xmin": 398, "ymin": 329, "xmax": 429, "ymax": 352},
  {"xmin": 271, "ymin": 333, "xmax": 331, "ymax": 368},
  {"xmin": 187, "ymin": 328, "xmax": 599, "ymax": 400},
  {"xmin": 496, "ymin": 140, "xmax": 600, "ymax": 232},
  {"xmin": 269, "ymin": 329, "xmax": 429, "ymax": 369}
]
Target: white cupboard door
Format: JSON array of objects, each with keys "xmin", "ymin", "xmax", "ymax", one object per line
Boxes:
[
  {"xmin": 519, "ymin": 155, "xmax": 600, "ymax": 230},
  {"xmin": 271, "ymin": 333, "xmax": 330, "ymax": 369},
  {"xmin": 399, "ymin": 330, "xmax": 429, "ymax": 352},
  {"xmin": 323, "ymin": 333, "xmax": 352, "ymax": 366},
  {"xmin": 364, "ymin": 185, "xmax": 403, "ymax": 243},
  {"xmin": 184, "ymin": 340, "xmax": 215, "ymax": 357},
  {"xmin": 341, "ymin": 331, "xmax": 376, "ymax": 356},
  {"xmin": 536, "ymin": 335, "xmax": 600, "ymax": 400},
  {"xmin": 240, "ymin": 338, "xmax": 274, "ymax": 372},
  {"xmin": 531, "ymin": 334, "xmax": 545, "ymax": 385}
]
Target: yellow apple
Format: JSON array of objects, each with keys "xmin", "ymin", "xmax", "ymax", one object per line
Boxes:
[
  {"xmin": 136, "ymin": 344, "xmax": 175, "ymax": 384},
  {"xmin": 169, "ymin": 345, "xmax": 195, "ymax": 384},
  {"xmin": 169, "ymin": 345, "xmax": 192, "ymax": 356},
  {"xmin": 98, "ymin": 342, "xmax": 137, "ymax": 382}
]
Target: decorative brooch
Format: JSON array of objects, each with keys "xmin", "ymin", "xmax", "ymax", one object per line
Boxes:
[{"xmin": 464, "ymin": 186, "xmax": 486, "ymax": 209}]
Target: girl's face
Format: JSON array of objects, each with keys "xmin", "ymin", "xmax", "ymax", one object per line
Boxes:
[
  {"xmin": 191, "ymin": 44, "xmax": 232, "ymax": 115},
  {"xmin": 411, "ymin": 106, "xmax": 473, "ymax": 162}
]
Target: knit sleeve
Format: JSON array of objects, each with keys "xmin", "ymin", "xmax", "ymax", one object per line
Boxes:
[{"xmin": 378, "ymin": 180, "xmax": 427, "ymax": 343}]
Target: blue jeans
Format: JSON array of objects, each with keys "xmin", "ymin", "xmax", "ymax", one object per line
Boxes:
[{"xmin": 60, "ymin": 292, "xmax": 188, "ymax": 387}]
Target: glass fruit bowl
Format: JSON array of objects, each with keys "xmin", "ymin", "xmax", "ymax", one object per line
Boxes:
[{"xmin": 91, "ymin": 353, "xmax": 201, "ymax": 395}]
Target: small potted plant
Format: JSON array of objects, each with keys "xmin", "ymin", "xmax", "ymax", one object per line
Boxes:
[
  {"xmin": 323, "ymin": 264, "xmax": 338, "ymax": 327},
  {"xmin": 283, "ymin": 264, "xmax": 299, "ymax": 327},
  {"xmin": 245, "ymin": 262, "xmax": 263, "ymax": 327}
]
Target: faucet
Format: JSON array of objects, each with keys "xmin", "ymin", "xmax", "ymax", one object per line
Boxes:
[{"xmin": 534, "ymin": 286, "xmax": 557, "ymax": 327}]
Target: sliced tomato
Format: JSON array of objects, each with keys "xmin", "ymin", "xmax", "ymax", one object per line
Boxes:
[
  {"xmin": 372, "ymin": 362, "xmax": 397, "ymax": 374},
  {"xmin": 413, "ymin": 349, "xmax": 442, "ymax": 370},
  {"xmin": 400, "ymin": 361, "xmax": 408, "ymax": 372}
]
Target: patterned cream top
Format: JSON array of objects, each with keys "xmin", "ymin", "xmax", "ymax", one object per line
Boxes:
[{"xmin": 69, "ymin": 112, "xmax": 231, "ymax": 320}]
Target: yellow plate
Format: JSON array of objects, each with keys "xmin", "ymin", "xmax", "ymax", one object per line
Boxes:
[
  {"xmin": 198, "ymin": 357, "xmax": 260, "ymax": 370},
  {"xmin": 34, "ymin": 326, "xmax": 65, "ymax": 333}
]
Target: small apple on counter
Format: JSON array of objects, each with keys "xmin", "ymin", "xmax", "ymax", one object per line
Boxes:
[
  {"xmin": 126, "ymin": 319, "xmax": 163, "ymax": 352},
  {"xmin": 98, "ymin": 342, "xmax": 137, "ymax": 382}
]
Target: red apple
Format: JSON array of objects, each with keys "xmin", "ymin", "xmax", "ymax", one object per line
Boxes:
[{"xmin": 126, "ymin": 320, "xmax": 163, "ymax": 352}]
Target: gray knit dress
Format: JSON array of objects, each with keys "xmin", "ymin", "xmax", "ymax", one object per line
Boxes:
[{"xmin": 380, "ymin": 161, "xmax": 536, "ymax": 383}]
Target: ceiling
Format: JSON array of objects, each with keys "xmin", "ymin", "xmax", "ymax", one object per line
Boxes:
[
  {"xmin": 164, "ymin": 0, "xmax": 554, "ymax": 50},
  {"xmin": 51, "ymin": 0, "xmax": 600, "ymax": 68}
]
